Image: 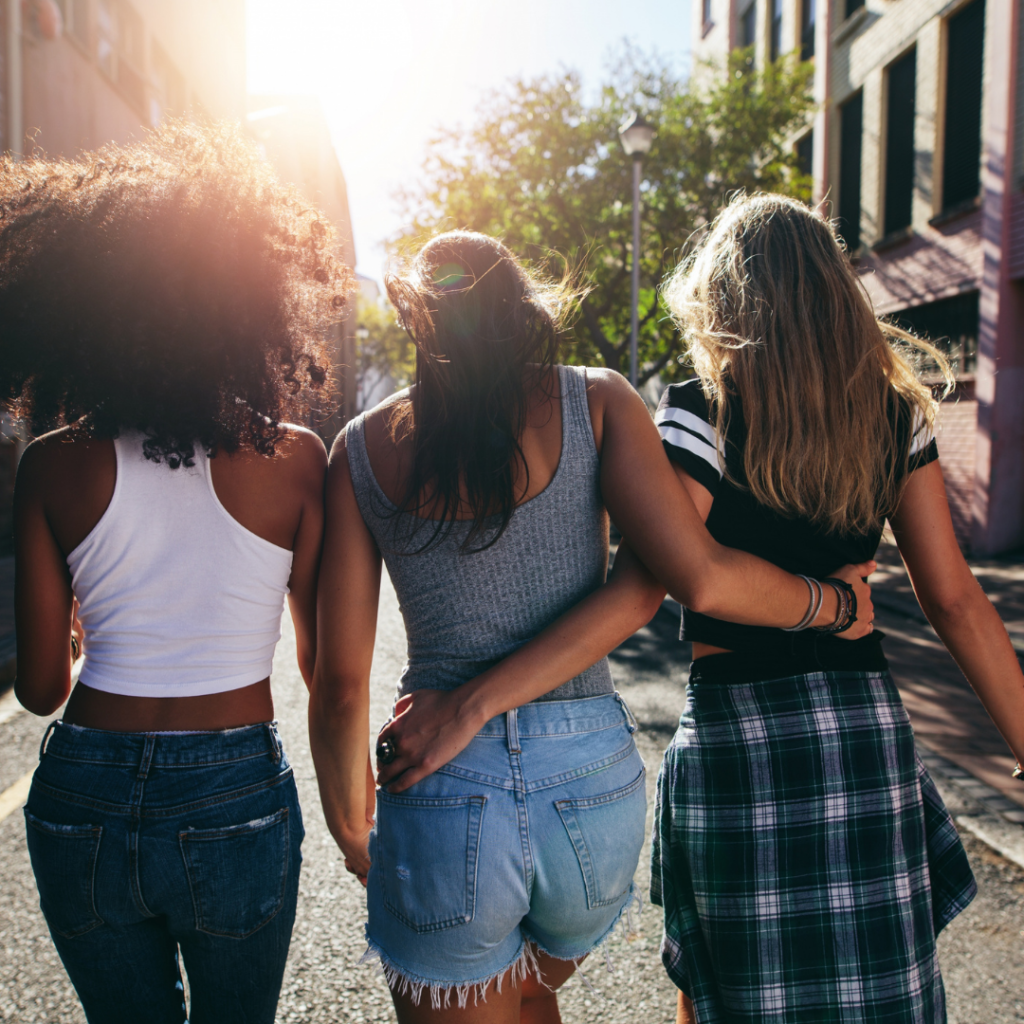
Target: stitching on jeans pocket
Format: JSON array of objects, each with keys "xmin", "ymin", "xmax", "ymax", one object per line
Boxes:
[
  {"xmin": 179, "ymin": 807, "xmax": 290, "ymax": 938},
  {"xmin": 375, "ymin": 792, "xmax": 486, "ymax": 934},
  {"xmin": 555, "ymin": 767, "xmax": 647, "ymax": 910},
  {"xmin": 24, "ymin": 811, "xmax": 104, "ymax": 939}
]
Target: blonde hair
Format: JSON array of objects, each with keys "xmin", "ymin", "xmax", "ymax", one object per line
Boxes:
[{"xmin": 662, "ymin": 193, "xmax": 952, "ymax": 535}]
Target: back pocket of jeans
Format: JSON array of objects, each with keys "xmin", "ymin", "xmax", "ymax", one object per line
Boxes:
[
  {"xmin": 375, "ymin": 791, "xmax": 486, "ymax": 934},
  {"xmin": 555, "ymin": 767, "xmax": 647, "ymax": 909},
  {"xmin": 180, "ymin": 807, "xmax": 290, "ymax": 938},
  {"xmin": 24, "ymin": 811, "xmax": 104, "ymax": 939}
]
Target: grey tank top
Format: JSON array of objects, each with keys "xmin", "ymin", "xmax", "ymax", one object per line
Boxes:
[{"xmin": 346, "ymin": 364, "xmax": 614, "ymax": 701}]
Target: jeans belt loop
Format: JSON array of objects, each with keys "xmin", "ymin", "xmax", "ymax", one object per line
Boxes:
[
  {"xmin": 266, "ymin": 722, "xmax": 282, "ymax": 765},
  {"xmin": 39, "ymin": 719, "xmax": 58, "ymax": 760},
  {"xmin": 615, "ymin": 692, "xmax": 638, "ymax": 734},
  {"xmin": 506, "ymin": 708, "xmax": 521, "ymax": 753},
  {"xmin": 136, "ymin": 736, "xmax": 156, "ymax": 780}
]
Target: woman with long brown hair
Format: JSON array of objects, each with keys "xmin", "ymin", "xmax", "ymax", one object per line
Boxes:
[
  {"xmin": 309, "ymin": 230, "xmax": 875, "ymax": 1023},
  {"xmin": 649, "ymin": 193, "xmax": 1024, "ymax": 1023},
  {"xmin": 8, "ymin": 123, "xmax": 342, "ymax": 1023}
]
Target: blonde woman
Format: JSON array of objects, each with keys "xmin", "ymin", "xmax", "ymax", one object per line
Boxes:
[{"xmin": 650, "ymin": 194, "xmax": 1024, "ymax": 1023}]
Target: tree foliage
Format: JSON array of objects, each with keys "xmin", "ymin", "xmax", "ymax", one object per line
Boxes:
[
  {"xmin": 395, "ymin": 46, "xmax": 815, "ymax": 383},
  {"xmin": 354, "ymin": 294, "xmax": 416, "ymax": 406}
]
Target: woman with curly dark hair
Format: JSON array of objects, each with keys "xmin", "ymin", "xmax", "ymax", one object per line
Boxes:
[{"xmin": 5, "ymin": 122, "xmax": 347, "ymax": 1024}]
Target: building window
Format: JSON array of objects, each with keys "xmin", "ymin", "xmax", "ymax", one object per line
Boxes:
[
  {"xmin": 96, "ymin": 0, "xmax": 146, "ymax": 114},
  {"xmin": 845, "ymin": 0, "xmax": 865, "ymax": 20},
  {"xmin": 838, "ymin": 91, "xmax": 863, "ymax": 253},
  {"xmin": 884, "ymin": 47, "xmax": 916, "ymax": 237},
  {"xmin": 801, "ymin": 0, "xmax": 816, "ymax": 59},
  {"xmin": 942, "ymin": 0, "xmax": 986, "ymax": 211},
  {"xmin": 150, "ymin": 43, "xmax": 186, "ymax": 126},
  {"xmin": 740, "ymin": 2, "xmax": 757, "ymax": 47},
  {"xmin": 770, "ymin": 0, "xmax": 783, "ymax": 59},
  {"xmin": 797, "ymin": 130, "xmax": 814, "ymax": 178},
  {"xmin": 56, "ymin": 0, "xmax": 90, "ymax": 47},
  {"xmin": 703, "ymin": 0, "xmax": 713, "ymax": 30},
  {"xmin": 887, "ymin": 291, "xmax": 979, "ymax": 376}
]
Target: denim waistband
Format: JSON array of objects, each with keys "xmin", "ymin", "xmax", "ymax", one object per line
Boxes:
[
  {"xmin": 473, "ymin": 692, "xmax": 636, "ymax": 739},
  {"xmin": 40, "ymin": 720, "xmax": 284, "ymax": 768}
]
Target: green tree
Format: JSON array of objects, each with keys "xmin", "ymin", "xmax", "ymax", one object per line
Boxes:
[
  {"xmin": 395, "ymin": 46, "xmax": 815, "ymax": 384},
  {"xmin": 354, "ymin": 294, "xmax": 416, "ymax": 406}
]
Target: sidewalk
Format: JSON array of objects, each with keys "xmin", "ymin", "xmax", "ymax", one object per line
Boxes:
[
  {"xmin": 871, "ymin": 537, "xmax": 1024, "ymax": 820},
  {"xmin": 0, "ymin": 556, "xmax": 13, "ymax": 689}
]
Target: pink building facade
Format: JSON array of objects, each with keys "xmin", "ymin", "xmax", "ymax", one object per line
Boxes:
[{"xmin": 694, "ymin": 0, "xmax": 1024, "ymax": 553}]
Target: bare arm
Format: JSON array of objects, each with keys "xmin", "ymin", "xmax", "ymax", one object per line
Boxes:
[
  {"xmin": 377, "ymin": 543, "xmax": 666, "ymax": 791},
  {"xmin": 889, "ymin": 460, "xmax": 1024, "ymax": 764},
  {"xmin": 13, "ymin": 443, "xmax": 77, "ymax": 715},
  {"xmin": 308, "ymin": 432, "xmax": 381, "ymax": 878},
  {"xmin": 284, "ymin": 432, "xmax": 328, "ymax": 689}
]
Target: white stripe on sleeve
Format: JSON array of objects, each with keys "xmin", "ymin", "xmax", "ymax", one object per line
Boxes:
[
  {"xmin": 654, "ymin": 405, "xmax": 718, "ymax": 447},
  {"xmin": 658, "ymin": 423, "xmax": 724, "ymax": 477},
  {"xmin": 909, "ymin": 406, "xmax": 935, "ymax": 456}
]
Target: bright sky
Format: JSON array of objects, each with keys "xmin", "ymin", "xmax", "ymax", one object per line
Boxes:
[{"xmin": 246, "ymin": 0, "xmax": 690, "ymax": 285}]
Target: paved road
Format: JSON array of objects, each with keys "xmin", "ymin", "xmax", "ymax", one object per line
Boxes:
[{"xmin": 1, "ymin": 577, "xmax": 1023, "ymax": 1022}]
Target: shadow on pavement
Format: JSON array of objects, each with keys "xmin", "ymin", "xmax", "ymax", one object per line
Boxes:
[{"xmin": 609, "ymin": 602, "xmax": 690, "ymax": 745}]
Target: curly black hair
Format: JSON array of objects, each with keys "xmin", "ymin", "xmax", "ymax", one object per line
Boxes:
[{"xmin": 0, "ymin": 120, "xmax": 350, "ymax": 465}]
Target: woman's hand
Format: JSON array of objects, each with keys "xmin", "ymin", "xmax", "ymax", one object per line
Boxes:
[
  {"xmin": 339, "ymin": 819, "xmax": 373, "ymax": 887},
  {"xmin": 376, "ymin": 688, "xmax": 485, "ymax": 794},
  {"xmin": 71, "ymin": 598, "xmax": 84, "ymax": 662},
  {"xmin": 824, "ymin": 561, "xmax": 875, "ymax": 640}
]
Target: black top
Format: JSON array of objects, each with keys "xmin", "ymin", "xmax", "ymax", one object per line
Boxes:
[{"xmin": 656, "ymin": 378, "xmax": 938, "ymax": 680}]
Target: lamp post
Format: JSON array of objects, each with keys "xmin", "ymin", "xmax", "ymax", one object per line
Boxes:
[{"xmin": 618, "ymin": 112, "xmax": 655, "ymax": 389}]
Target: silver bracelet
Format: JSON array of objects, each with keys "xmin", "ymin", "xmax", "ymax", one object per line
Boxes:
[{"xmin": 782, "ymin": 575, "xmax": 822, "ymax": 632}]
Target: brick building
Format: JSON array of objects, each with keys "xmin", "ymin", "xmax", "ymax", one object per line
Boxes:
[{"xmin": 693, "ymin": 0, "xmax": 1023, "ymax": 553}]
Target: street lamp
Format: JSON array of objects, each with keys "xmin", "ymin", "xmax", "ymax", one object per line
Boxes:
[{"xmin": 618, "ymin": 112, "xmax": 655, "ymax": 389}]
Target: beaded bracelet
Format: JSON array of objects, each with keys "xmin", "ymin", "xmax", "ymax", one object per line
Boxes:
[{"xmin": 812, "ymin": 578, "xmax": 858, "ymax": 634}]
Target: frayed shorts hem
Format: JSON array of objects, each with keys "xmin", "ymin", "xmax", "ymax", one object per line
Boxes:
[
  {"xmin": 362, "ymin": 886, "xmax": 643, "ymax": 1008},
  {"xmin": 361, "ymin": 935, "xmax": 538, "ymax": 1010}
]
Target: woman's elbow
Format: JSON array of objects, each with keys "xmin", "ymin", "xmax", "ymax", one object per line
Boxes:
[
  {"xmin": 14, "ymin": 675, "xmax": 67, "ymax": 717},
  {"xmin": 669, "ymin": 575, "xmax": 715, "ymax": 615},
  {"xmin": 309, "ymin": 672, "xmax": 368, "ymax": 721}
]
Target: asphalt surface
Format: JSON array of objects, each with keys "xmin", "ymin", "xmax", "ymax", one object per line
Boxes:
[{"xmin": 1, "ymin": 578, "xmax": 1022, "ymax": 1022}]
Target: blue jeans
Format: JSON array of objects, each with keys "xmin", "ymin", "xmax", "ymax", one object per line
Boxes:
[
  {"xmin": 24, "ymin": 720, "xmax": 303, "ymax": 1024},
  {"xmin": 365, "ymin": 692, "xmax": 647, "ymax": 1007}
]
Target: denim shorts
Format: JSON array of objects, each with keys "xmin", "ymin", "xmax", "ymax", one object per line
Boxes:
[
  {"xmin": 365, "ymin": 692, "xmax": 647, "ymax": 1007},
  {"xmin": 24, "ymin": 720, "xmax": 303, "ymax": 1024}
]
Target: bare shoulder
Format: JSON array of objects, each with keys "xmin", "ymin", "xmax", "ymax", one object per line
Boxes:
[
  {"xmin": 17, "ymin": 428, "xmax": 112, "ymax": 496},
  {"xmin": 361, "ymin": 389, "xmax": 412, "ymax": 458},
  {"xmin": 276, "ymin": 423, "xmax": 328, "ymax": 471},
  {"xmin": 582, "ymin": 366, "xmax": 637, "ymax": 406}
]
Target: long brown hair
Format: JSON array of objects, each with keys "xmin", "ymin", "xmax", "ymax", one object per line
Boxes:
[
  {"xmin": 385, "ymin": 231, "xmax": 566, "ymax": 551},
  {"xmin": 662, "ymin": 193, "xmax": 952, "ymax": 535}
]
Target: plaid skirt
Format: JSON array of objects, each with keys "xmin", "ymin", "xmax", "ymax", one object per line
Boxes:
[{"xmin": 650, "ymin": 669, "xmax": 976, "ymax": 1023}]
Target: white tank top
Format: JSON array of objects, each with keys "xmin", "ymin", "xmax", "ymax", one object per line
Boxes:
[{"xmin": 67, "ymin": 433, "xmax": 294, "ymax": 697}]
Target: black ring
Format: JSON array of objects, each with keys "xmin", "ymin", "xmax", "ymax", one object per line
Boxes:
[{"xmin": 376, "ymin": 738, "xmax": 397, "ymax": 765}]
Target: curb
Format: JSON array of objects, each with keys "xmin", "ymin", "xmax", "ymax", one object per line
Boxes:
[{"xmin": 916, "ymin": 740, "xmax": 1024, "ymax": 870}]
